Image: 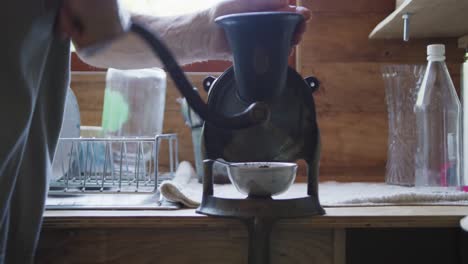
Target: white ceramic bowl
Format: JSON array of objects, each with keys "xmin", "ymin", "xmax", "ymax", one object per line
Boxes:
[{"xmin": 226, "ymin": 162, "xmax": 298, "ymax": 197}]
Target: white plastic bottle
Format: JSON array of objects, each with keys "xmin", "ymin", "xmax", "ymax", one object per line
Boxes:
[{"xmin": 414, "ymin": 44, "xmax": 462, "ymax": 188}]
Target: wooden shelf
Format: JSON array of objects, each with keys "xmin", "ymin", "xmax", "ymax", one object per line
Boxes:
[
  {"xmin": 369, "ymin": 0, "xmax": 468, "ymax": 40},
  {"xmin": 43, "ymin": 206, "xmax": 468, "ymax": 229}
]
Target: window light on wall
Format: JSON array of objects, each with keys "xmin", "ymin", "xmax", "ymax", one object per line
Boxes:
[{"xmin": 121, "ymin": 0, "xmax": 222, "ymax": 16}]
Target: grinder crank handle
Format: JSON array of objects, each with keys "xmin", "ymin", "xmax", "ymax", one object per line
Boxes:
[{"xmin": 131, "ymin": 23, "xmax": 270, "ymax": 129}]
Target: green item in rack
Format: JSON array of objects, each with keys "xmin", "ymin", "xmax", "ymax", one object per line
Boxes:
[{"xmin": 101, "ymin": 88, "xmax": 130, "ymax": 133}]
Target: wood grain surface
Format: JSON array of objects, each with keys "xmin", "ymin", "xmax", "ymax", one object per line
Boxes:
[
  {"xmin": 459, "ymin": 35, "xmax": 468, "ymax": 49},
  {"xmin": 42, "ymin": 206, "xmax": 468, "ymax": 229},
  {"xmin": 37, "ymin": 207, "xmax": 468, "ymax": 263},
  {"xmin": 38, "ymin": 206, "xmax": 467, "ymax": 263},
  {"xmin": 37, "ymin": 225, "xmax": 335, "ymax": 264},
  {"xmin": 370, "ymin": 0, "xmax": 468, "ymax": 39}
]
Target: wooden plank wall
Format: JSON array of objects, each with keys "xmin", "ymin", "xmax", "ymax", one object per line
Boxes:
[
  {"xmin": 299, "ymin": 0, "xmax": 463, "ymax": 181},
  {"xmin": 70, "ymin": 0, "xmax": 465, "ymax": 182}
]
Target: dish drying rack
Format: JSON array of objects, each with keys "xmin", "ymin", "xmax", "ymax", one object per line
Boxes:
[{"xmin": 50, "ymin": 134, "xmax": 178, "ymax": 194}]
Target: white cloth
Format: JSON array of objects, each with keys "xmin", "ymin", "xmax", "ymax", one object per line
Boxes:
[{"xmin": 160, "ymin": 162, "xmax": 468, "ymax": 208}]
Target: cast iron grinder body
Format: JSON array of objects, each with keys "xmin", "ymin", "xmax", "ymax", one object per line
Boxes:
[
  {"xmin": 202, "ymin": 67, "xmax": 322, "ymax": 203},
  {"xmin": 197, "ymin": 67, "xmax": 325, "ymax": 264}
]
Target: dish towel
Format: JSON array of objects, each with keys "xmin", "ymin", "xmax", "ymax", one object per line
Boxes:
[{"xmin": 160, "ymin": 162, "xmax": 468, "ymax": 208}]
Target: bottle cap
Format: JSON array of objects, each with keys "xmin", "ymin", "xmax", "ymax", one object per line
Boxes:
[{"xmin": 427, "ymin": 44, "xmax": 446, "ymax": 61}]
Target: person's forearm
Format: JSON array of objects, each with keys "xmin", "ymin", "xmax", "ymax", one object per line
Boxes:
[
  {"xmin": 65, "ymin": 0, "xmax": 311, "ymax": 69},
  {"xmin": 76, "ymin": 9, "xmax": 227, "ymax": 69}
]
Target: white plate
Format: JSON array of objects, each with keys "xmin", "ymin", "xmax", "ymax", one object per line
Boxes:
[{"xmin": 51, "ymin": 88, "xmax": 81, "ymax": 181}]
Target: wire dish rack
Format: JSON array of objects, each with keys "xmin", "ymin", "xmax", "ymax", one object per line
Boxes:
[{"xmin": 49, "ymin": 134, "xmax": 178, "ymax": 194}]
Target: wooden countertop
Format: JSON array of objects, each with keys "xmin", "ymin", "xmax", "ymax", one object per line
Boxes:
[{"xmin": 43, "ymin": 206, "xmax": 468, "ymax": 229}]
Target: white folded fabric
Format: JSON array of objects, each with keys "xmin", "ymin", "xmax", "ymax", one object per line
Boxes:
[
  {"xmin": 160, "ymin": 162, "xmax": 468, "ymax": 208},
  {"xmin": 159, "ymin": 161, "xmax": 201, "ymax": 208}
]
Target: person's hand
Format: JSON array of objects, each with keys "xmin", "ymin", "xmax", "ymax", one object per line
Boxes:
[
  {"xmin": 208, "ymin": 0, "xmax": 311, "ymax": 59},
  {"xmin": 57, "ymin": 0, "xmax": 131, "ymax": 51}
]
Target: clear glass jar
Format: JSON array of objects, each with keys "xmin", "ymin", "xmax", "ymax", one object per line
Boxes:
[
  {"xmin": 101, "ymin": 68, "xmax": 167, "ymax": 176},
  {"xmin": 102, "ymin": 68, "xmax": 167, "ymax": 137},
  {"xmin": 382, "ymin": 64, "xmax": 426, "ymax": 186}
]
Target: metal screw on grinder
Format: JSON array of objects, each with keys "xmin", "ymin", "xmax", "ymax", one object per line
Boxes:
[{"xmin": 250, "ymin": 102, "xmax": 270, "ymax": 124}]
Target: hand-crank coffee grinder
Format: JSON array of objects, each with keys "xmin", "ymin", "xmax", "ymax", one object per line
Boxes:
[
  {"xmin": 138, "ymin": 12, "xmax": 325, "ymax": 264},
  {"xmin": 195, "ymin": 12, "xmax": 325, "ymax": 264},
  {"xmin": 72, "ymin": 4, "xmax": 324, "ymax": 263}
]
